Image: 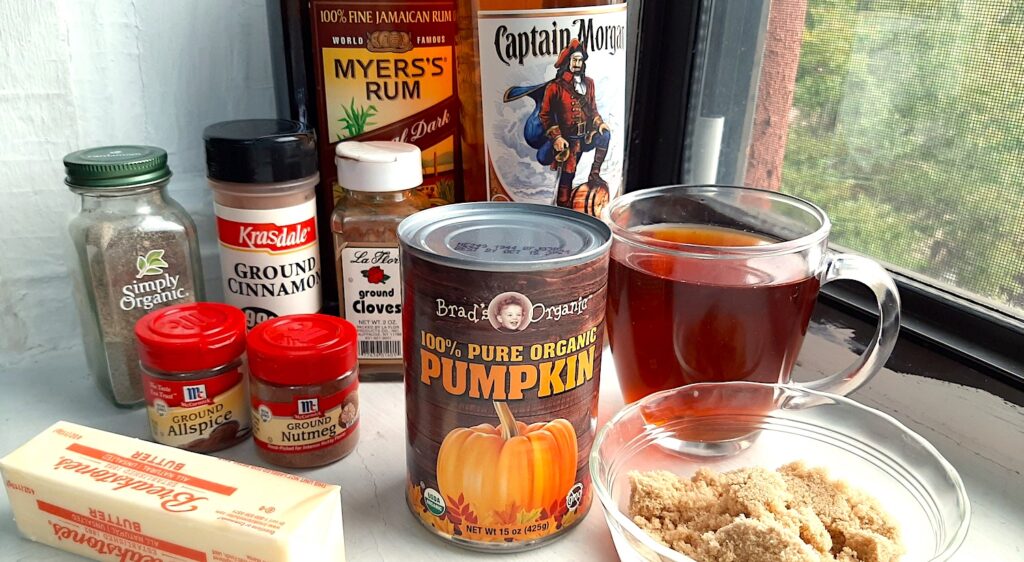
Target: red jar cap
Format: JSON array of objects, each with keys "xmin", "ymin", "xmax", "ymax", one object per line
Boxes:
[
  {"xmin": 246, "ymin": 314, "xmax": 358, "ymax": 386},
  {"xmin": 135, "ymin": 303, "xmax": 247, "ymax": 373}
]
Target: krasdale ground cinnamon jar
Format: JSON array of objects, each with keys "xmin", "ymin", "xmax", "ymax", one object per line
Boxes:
[
  {"xmin": 247, "ymin": 314, "xmax": 360, "ymax": 468},
  {"xmin": 134, "ymin": 303, "xmax": 251, "ymax": 453},
  {"xmin": 399, "ymin": 202, "xmax": 611, "ymax": 551},
  {"xmin": 204, "ymin": 119, "xmax": 322, "ymax": 329}
]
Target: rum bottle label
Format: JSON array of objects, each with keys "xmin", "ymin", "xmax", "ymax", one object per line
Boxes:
[
  {"xmin": 477, "ymin": 4, "xmax": 627, "ymax": 215},
  {"xmin": 310, "ymin": 2, "xmax": 461, "ymax": 206}
]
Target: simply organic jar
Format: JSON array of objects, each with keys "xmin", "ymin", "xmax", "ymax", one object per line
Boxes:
[
  {"xmin": 399, "ymin": 203, "xmax": 611, "ymax": 551},
  {"xmin": 65, "ymin": 145, "xmax": 204, "ymax": 407}
]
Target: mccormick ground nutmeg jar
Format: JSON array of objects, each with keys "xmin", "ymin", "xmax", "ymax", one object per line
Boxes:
[
  {"xmin": 247, "ymin": 314, "xmax": 360, "ymax": 468},
  {"xmin": 205, "ymin": 119, "xmax": 322, "ymax": 329},
  {"xmin": 332, "ymin": 141, "xmax": 431, "ymax": 381},
  {"xmin": 134, "ymin": 303, "xmax": 250, "ymax": 453},
  {"xmin": 399, "ymin": 202, "xmax": 611, "ymax": 551}
]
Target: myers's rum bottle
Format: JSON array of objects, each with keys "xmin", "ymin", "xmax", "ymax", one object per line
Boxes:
[
  {"xmin": 457, "ymin": 0, "xmax": 628, "ymax": 216},
  {"xmin": 270, "ymin": 0, "xmax": 463, "ymax": 313}
]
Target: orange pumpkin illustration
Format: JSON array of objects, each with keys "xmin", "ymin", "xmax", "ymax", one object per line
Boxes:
[{"xmin": 436, "ymin": 402, "xmax": 578, "ymax": 518}]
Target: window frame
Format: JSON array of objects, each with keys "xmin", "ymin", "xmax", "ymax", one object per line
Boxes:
[{"xmin": 625, "ymin": 0, "xmax": 1024, "ymax": 397}]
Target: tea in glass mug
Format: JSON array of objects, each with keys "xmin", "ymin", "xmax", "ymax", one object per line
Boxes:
[{"xmin": 604, "ymin": 185, "xmax": 900, "ymax": 404}]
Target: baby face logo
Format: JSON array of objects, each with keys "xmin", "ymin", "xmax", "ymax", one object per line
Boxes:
[
  {"xmin": 362, "ymin": 266, "xmax": 390, "ymax": 284},
  {"xmin": 487, "ymin": 292, "xmax": 533, "ymax": 333}
]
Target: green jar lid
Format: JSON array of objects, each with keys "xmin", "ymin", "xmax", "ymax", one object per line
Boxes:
[{"xmin": 64, "ymin": 145, "xmax": 172, "ymax": 189}]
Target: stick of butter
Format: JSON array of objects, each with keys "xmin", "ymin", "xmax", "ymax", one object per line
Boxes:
[{"xmin": 0, "ymin": 421, "xmax": 344, "ymax": 561}]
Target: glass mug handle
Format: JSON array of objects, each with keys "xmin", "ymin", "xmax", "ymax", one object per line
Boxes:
[{"xmin": 799, "ymin": 252, "xmax": 901, "ymax": 397}]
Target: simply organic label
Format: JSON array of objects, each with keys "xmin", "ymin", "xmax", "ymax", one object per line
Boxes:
[
  {"xmin": 252, "ymin": 385, "xmax": 359, "ymax": 454},
  {"xmin": 311, "ymin": 1, "xmax": 460, "ymax": 205},
  {"xmin": 214, "ymin": 200, "xmax": 322, "ymax": 328},
  {"xmin": 118, "ymin": 249, "xmax": 192, "ymax": 312},
  {"xmin": 340, "ymin": 246, "xmax": 403, "ymax": 360},
  {"xmin": 143, "ymin": 368, "xmax": 250, "ymax": 451},
  {"xmin": 477, "ymin": 4, "xmax": 627, "ymax": 214}
]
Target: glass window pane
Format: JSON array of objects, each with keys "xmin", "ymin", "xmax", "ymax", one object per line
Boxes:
[{"xmin": 688, "ymin": 0, "xmax": 1024, "ymax": 319}]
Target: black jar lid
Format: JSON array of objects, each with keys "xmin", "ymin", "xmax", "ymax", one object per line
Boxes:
[{"xmin": 203, "ymin": 119, "xmax": 318, "ymax": 184}]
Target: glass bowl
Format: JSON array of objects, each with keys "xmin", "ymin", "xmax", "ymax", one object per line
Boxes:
[{"xmin": 590, "ymin": 382, "xmax": 970, "ymax": 561}]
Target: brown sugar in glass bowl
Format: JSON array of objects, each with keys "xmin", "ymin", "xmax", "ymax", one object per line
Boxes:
[{"xmin": 246, "ymin": 314, "xmax": 360, "ymax": 468}]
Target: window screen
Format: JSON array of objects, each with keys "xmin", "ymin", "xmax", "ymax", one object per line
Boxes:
[{"xmin": 690, "ymin": 0, "xmax": 1024, "ymax": 318}]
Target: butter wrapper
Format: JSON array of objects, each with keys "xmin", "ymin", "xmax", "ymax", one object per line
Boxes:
[{"xmin": 0, "ymin": 421, "xmax": 344, "ymax": 561}]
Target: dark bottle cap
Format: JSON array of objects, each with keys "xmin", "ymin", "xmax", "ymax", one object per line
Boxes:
[{"xmin": 203, "ymin": 119, "xmax": 318, "ymax": 184}]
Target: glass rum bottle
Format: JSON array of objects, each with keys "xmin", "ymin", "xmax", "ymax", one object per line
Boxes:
[{"xmin": 456, "ymin": 0, "xmax": 628, "ymax": 217}]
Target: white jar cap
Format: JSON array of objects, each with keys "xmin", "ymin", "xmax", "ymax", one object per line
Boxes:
[{"xmin": 335, "ymin": 141, "xmax": 423, "ymax": 192}]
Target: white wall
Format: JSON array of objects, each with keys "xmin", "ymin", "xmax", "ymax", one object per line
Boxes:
[{"xmin": 0, "ymin": 0, "xmax": 275, "ymax": 366}]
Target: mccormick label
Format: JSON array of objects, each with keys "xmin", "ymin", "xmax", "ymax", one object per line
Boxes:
[
  {"xmin": 310, "ymin": 1, "xmax": 460, "ymax": 206},
  {"xmin": 402, "ymin": 243, "xmax": 609, "ymax": 546},
  {"xmin": 214, "ymin": 200, "xmax": 322, "ymax": 328},
  {"xmin": 251, "ymin": 384, "xmax": 359, "ymax": 454},
  {"xmin": 339, "ymin": 246, "xmax": 403, "ymax": 360},
  {"xmin": 142, "ymin": 367, "xmax": 250, "ymax": 452},
  {"xmin": 477, "ymin": 4, "xmax": 627, "ymax": 216}
]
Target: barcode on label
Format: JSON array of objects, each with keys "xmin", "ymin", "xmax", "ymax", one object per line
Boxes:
[{"xmin": 359, "ymin": 340, "xmax": 401, "ymax": 359}]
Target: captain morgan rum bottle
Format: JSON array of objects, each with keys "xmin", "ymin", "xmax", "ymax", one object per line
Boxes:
[{"xmin": 457, "ymin": 0, "xmax": 627, "ymax": 217}]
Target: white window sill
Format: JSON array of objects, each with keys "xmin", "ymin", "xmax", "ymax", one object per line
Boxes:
[{"xmin": 1, "ymin": 324, "xmax": 1021, "ymax": 561}]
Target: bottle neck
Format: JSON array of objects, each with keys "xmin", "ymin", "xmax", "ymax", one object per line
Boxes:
[
  {"xmin": 343, "ymin": 188, "xmax": 416, "ymax": 203},
  {"xmin": 77, "ymin": 183, "xmax": 168, "ymax": 211}
]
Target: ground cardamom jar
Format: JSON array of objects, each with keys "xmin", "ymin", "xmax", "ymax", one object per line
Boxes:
[
  {"xmin": 135, "ymin": 302, "xmax": 251, "ymax": 453},
  {"xmin": 65, "ymin": 146, "xmax": 205, "ymax": 407},
  {"xmin": 247, "ymin": 314, "xmax": 360, "ymax": 468}
]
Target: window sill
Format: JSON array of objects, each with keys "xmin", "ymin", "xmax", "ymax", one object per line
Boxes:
[{"xmin": 0, "ymin": 305, "xmax": 1020, "ymax": 560}]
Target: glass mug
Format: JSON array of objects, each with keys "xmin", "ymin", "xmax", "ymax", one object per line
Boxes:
[{"xmin": 604, "ymin": 185, "xmax": 900, "ymax": 404}]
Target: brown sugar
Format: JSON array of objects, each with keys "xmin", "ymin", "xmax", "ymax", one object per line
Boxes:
[{"xmin": 629, "ymin": 462, "xmax": 905, "ymax": 562}]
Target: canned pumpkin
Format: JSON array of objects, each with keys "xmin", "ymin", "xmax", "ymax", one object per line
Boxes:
[{"xmin": 399, "ymin": 203, "xmax": 610, "ymax": 551}]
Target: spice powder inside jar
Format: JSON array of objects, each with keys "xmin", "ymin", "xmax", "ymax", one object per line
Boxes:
[{"xmin": 247, "ymin": 314, "xmax": 360, "ymax": 468}]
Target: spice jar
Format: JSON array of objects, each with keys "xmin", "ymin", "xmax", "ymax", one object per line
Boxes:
[
  {"xmin": 205, "ymin": 119, "xmax": 322, "ymax": 329},
  {"xmin": 247, "ymin": 314, "xmax": 360, "ymax": 468},
  {"xmin": 332, "ymin": 141, "xmax": 430, "ymax": 380},
  {"xmin": 134, "ymin": 303, "xmax": 251, "ymax": 453},
  {"xmin": 65, "ymin": 145, "xmax": 205, "ymax": 407}
]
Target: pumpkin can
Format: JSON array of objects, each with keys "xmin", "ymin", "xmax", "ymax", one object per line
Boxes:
[{"xmin": 399, "ymin": 203, "xmax": 611, "ymax": 551}]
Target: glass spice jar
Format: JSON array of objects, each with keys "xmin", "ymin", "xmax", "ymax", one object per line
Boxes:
[
  {"xmin": 246, "ymin": 314, "xmax": 360, "ymax": 468},
  {"xmin": 331, "ymin": 141, "xmax": 430, "ymax": 381},
  {"xmin": 65, "ymin": 146, "xmax": 205, "ymax": 408},
  {"xmin": 204, "ymin": 119, "xmax": 322, "ymax": 329},
  {"xmin": 134, "ymin": 303, "xmax": 251, "ymax": 453}
]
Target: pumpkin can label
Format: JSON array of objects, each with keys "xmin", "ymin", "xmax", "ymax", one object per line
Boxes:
[{"xmin": 403, "ymin": 245, "xmax": 608, "ymax": 547}]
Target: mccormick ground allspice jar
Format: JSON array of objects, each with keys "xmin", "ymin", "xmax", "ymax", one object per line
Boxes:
[
  {"xmin": 399, "ymin": 203, "xmax": 611, "ymax": 551},
  {"xmin": 247, "ymin": 314, "xmax": 360, "ymax": 468},
  {"xmin": 205, "ymin": 119, "xmax": 322, "ymax": 329},
  {"xmin": 134, "ymin": 303, "xmax": 250, "ymax": 453}
]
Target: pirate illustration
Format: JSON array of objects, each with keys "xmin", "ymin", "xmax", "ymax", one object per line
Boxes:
[{"xmin": 505, "ymin": 39, "xmax": 612, "ymax": 212}]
